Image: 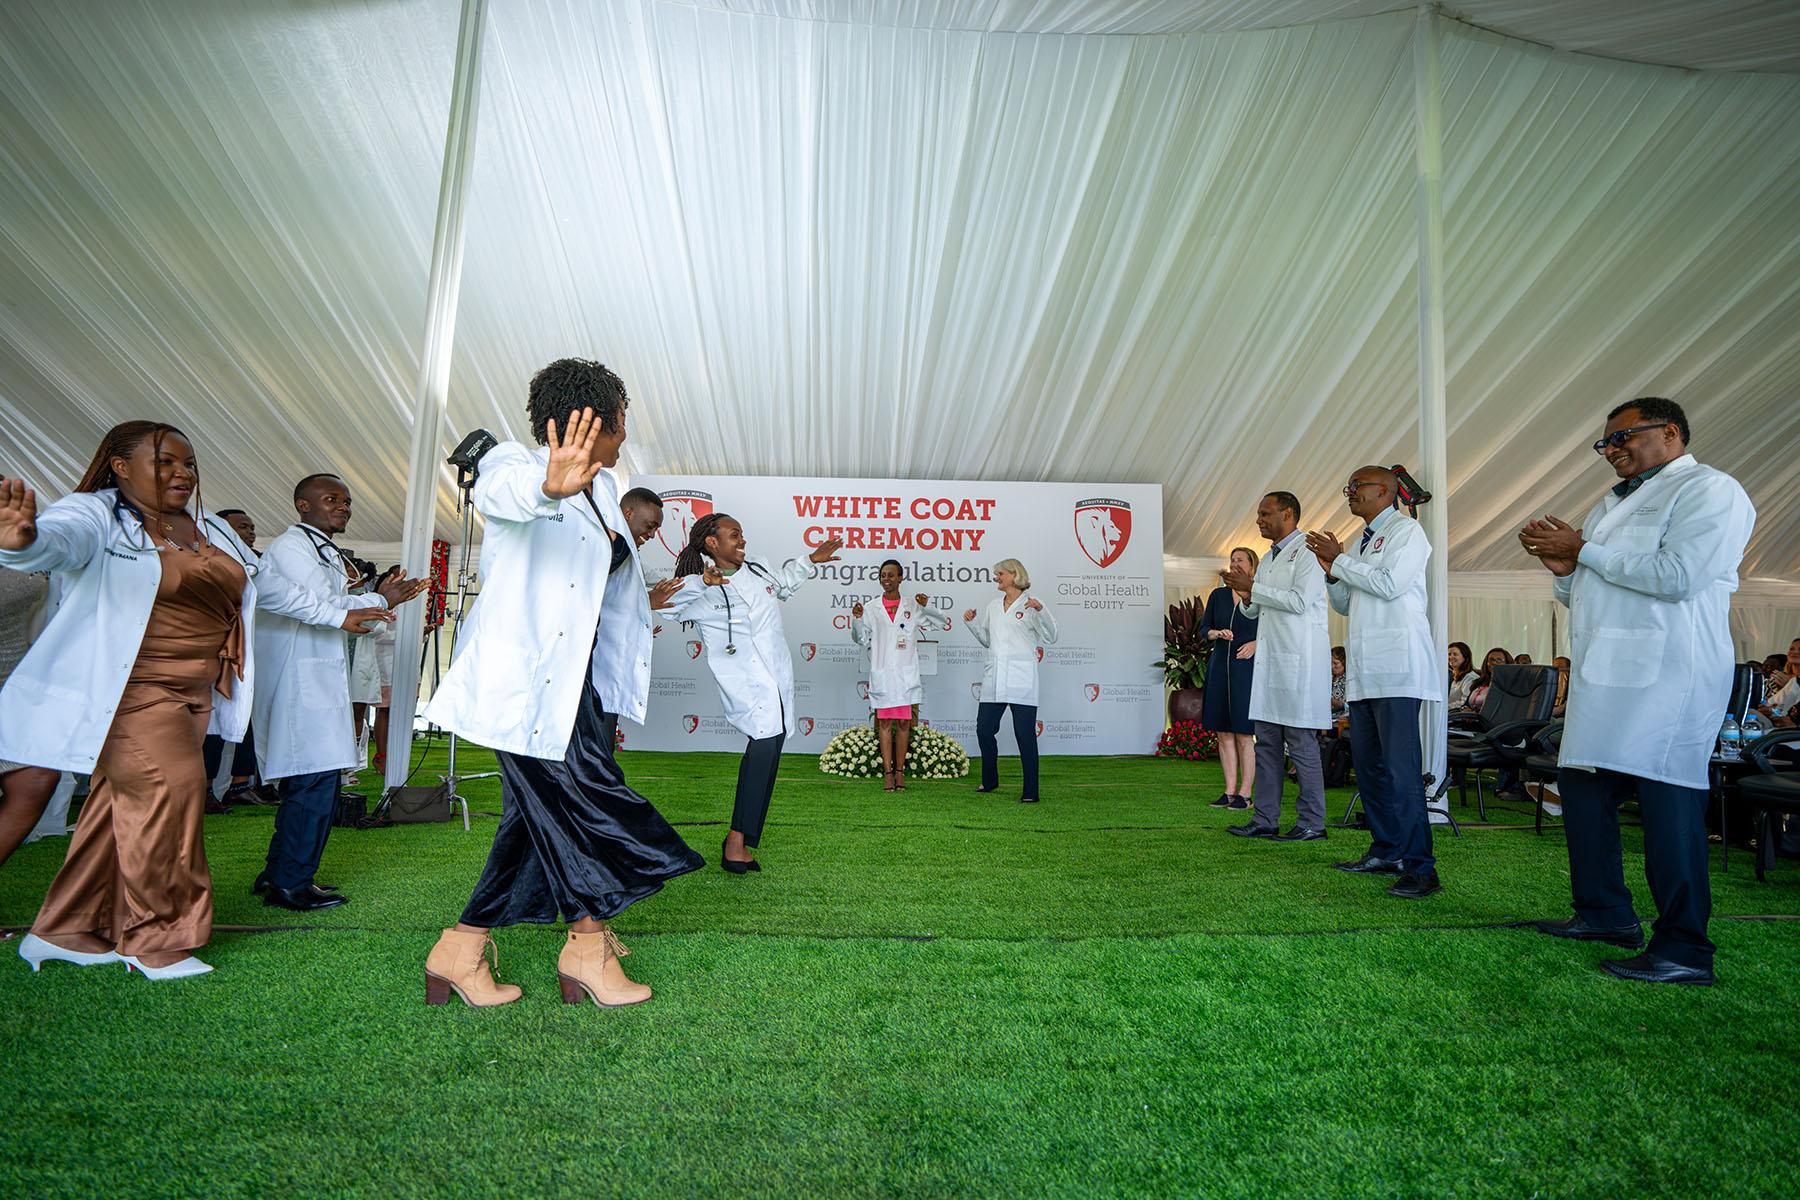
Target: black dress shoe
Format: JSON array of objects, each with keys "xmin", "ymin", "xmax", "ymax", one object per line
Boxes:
[
  {"xmin": 262, "ymin": 885, "xmax": 348, "ymax": 912},
  {"xmin": 721, "ymin": 836, "xmax": 755, "ymax": 874},
  {"xmin": 1271, "ymin": 826, "xmax": 1328, "ymax": 842},
  {"xmin": 1599, "ymin": 952, "xmax": 1713, "ymax": 986},
  {"xmin": 253, "ymin": 873, "xmax": 338, "ymax": 897},
  {"xmin": 974, "ymin": 786, "xmax": 998, "ymax": 794},
  {"xmin": 1332, "ymin": 854, "xmax": 1404, "ymax": 874},
  {"xmin": 1226, "ymin": 821, "xmax": 1277, "ymax": 838},
  {"xmin": 1534, "ymin": 916, "xmax": 1644, "ymax": 949},
  {"xmin": 204, "ymin": 794, "xmax": 234, "ymax": 815},
  {"xmin": 1208, "ymin": 793, "xmax": 1233, "ymax": 808},
  {"xmin": 1386, "ymin": 870, "xmax": 1443, "ymax": 899}
]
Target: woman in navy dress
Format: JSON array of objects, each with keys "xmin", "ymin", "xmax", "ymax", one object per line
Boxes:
[{"xmin": 1199, "ymin": 546, "xmax": 1259, "ymax": 810}]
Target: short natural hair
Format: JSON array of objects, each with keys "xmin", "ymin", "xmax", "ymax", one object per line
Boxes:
[
  {"xmin": 1608, "ymin": 396, "xmax": 1689, "ymax": 447},
  {"xmin": 1264, "ymin": 491, "xmax": 1301, "ymax": 523},
  {"xmin": 527, "ymin": 358, "xmax": 628, "ymax": 445},
  {"xmin": 293, "ymin": 473, "xmax": 343, "ymax": 504},
  {"xmin": 620, "ymin": 487, "xmax": 662, "ymax": 511},
  {"xmin": 214, "ymin": 508, "xmax": 247, "ymax": 520},
  {"xmin": 992, "ymin": 558, "xmax": 1031, "ymax": 589}
]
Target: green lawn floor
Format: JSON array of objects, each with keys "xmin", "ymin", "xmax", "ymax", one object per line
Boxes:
[{"xmin": 3, "ymin": 747, "xmax": 1797, "ymax": 1199}]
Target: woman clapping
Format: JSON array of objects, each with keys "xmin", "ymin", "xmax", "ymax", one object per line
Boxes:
[{"xmin": 964, "ymin": 558, "xmax": 1057, "ymax": 803}]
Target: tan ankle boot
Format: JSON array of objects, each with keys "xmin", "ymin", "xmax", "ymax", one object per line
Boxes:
[
  {"xmin": 425, "ymin": 928, "xmax": 523, "ymax": 1006},
  {"xmin": 558, "ymin": 925, "xmax": 652, "ymax": 1007}
]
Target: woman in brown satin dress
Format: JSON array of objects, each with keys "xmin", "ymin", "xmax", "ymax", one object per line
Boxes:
[{"xmin": 0, "ymin": 423, "xmax": 247, "ymax": 980}]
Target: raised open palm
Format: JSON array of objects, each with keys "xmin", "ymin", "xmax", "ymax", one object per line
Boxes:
[
  {"xmin": 541, "ymin": 408, "xmax": 603, "ymax": 500},
  {"xmin": 0, "ymin": 478, "xmax": 38, "ymax": 551}
]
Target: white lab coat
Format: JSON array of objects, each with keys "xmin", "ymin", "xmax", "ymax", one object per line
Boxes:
[
  {"xmin": 966, "ymin": 594, "xmax": 1058, "ymax": 706},
  {"xmin": 852, "ymin": 596, "xmax": 949, "ymax": 709},
  {"xmin": 587, "ymin": 473, "xmax": 654, "ymax": 723},
  {"xmin": 1326, "ymin": 510, "xmax": 1439, "ymax": 703},
  {"xmin": 202, "ymin": 512, "xmax": 377, "ymax": 737},
  {"xmin": 663, "ymin": 556, "xmax": 814, "ymax": 740},
  {"xmin": 0, "ymin": 491, "xmax": 258, "ymax": 773},
  {"xmin": 1554, "ymin": 454, "xmax": 1755, "ymax": 789},
  {"xmin": 423, "ymin": 442, "xmax": 626, "ymax": 760},
  {"xmin": 1241, "ymin": 532, "xmax": 1331, "ymax": 729},
  {"xmin": 252, "ymin": 523, "xmax": 383, "ymax": 779}
]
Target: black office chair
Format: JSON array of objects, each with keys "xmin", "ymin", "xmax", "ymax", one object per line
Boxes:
[
  {"xmin": 1445, "ymin": 664, "xmax": 1560, "ymax": 820},
  {"xmin": 1729, "ymin": 728, "xmax": 1800, "ymax": 882},
  {"xmin": 1518, "ymin": 721, "xmax": 1563, "ymax": 836}
]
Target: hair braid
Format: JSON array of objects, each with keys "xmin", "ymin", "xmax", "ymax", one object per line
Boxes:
[
  {"xmin": 673, "ymin": 511, "xmax": 730, "ymax": 578},
  {"xmin": 73, "ymin": 420, "xmax": 201, "ymax": 536}
]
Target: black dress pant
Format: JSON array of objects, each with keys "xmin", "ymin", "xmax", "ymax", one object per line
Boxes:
[
  {"xmin": 976, "ymin": 702, "xmax": 1039, "ymax": 798},
  {"xmin": 202, "ymin": 723, "xmax": 257, "ymax": 783},
  {"xmin": 1556, "ymin": 766, "xmax": 1714, "ymax": 968},
  {"xmin": 264, "ymin": 769, "xmax": 338, "ymax": 890},
  {"xmin": 733, "ymin": 732, "xmax": 785, "ymax": 847},
  {"xmin": 461, "ymin": 680, "xmax": 702, "ymax": 926},
  {"xmin": 1347, "ymin": 697, "xmax": 1434, "ymax": 872}
]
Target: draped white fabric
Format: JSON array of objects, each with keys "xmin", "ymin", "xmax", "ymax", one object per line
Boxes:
[{"xmin": 1, "ymin": 1, "xmax": 1797, "ymax": 610}]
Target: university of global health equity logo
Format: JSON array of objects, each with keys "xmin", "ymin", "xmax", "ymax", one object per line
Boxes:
[
  {"xmin": 1073, "ymin": 497, "xmax": 1131, "ymax": 568},
  {"xmin": 656, "ymin": 489, "xmax": 714, "ymax": 558}
]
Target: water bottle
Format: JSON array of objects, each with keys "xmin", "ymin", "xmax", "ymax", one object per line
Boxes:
[
  {"xmin": 1741, "ymin": 710, "xmax": 1769, "ymax": 747},
  {"xmin": 1717, "ymin": 715, "xmax": 1741, "ymax": 761}
]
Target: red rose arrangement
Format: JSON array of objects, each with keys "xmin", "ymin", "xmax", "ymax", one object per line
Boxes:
[{"xmin": 1155, "ymin": 720, "xmax": 1218, "ymax": 761}]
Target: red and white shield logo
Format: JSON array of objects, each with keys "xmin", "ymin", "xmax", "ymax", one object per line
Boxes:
[
  {"xmin": 800, "ymin": 642, "xmax": 816, "ymax": 662},
  {"xmin": 1073, "ymin": 497, "xmax": 1132, "ymax": 568},
  {"xmin": 856, "ymin": 681, "xmax": 870, "ymax": 701},
  {"xmin": 1084, "ymin": 683, "xmax": 1100, "ymax": 702},
  {"xmin": 1036, "ymin": 647, "xmax": 1044, "ymax": 663},
  {"xmin": 685, "ymin": 640, "xmax": 702, "ymax": 659},
  {"xmin": 655, "ymin": 489, "xmax": 715, "ymax": 558},
  {"xmin": 971, "ymin": 683, "xmax": 982, "ymax": 701},
  {"xmin": 682, "ymin": 714, "xmax": 699, "ymax": 734},
  {"xmin": 1035, "ymin": 720, "xmax": 1045, "ymax": 737},
  {"xmin": 799, "ymin": 717, "xmax": 814, "ymax": 736}
]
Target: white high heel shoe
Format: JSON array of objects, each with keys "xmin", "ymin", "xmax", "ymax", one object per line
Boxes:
[
  {"xmin": 122, "ymin": 954, "xmax": 214, "ymax": 980},
  {"xmin": 17, "ymin": 933, "xmax": 123, "ymax": 971}
]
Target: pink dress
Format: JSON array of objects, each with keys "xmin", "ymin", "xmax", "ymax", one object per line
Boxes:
[{"xmin": 874, "ymin": 596, "xmax": 914, "ymax": 719}]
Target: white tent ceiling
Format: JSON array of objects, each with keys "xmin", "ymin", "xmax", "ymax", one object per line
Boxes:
[{"xmin": 1, "ymin": 0, "xmax": 1797, "ymax": 588}]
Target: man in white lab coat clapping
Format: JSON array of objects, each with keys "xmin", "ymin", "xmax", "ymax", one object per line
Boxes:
[
  {"xmin": 1521, "ymin": 398, "xmax": 1755, "ymax": 986},
  {"xmin": 253, "ymin": 473, "xmax": 429, "ymax": 912}
]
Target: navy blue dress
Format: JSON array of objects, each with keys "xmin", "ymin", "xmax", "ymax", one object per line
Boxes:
[{"xmin": 1198, "ymin": 586, "xmax": 1257, "ymax": 736}]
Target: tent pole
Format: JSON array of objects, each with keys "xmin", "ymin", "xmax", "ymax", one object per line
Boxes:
[
  {"xmin": 1414, "ymin": 6, "xmax": 1451, "ymax": 799},
  {"xmin": 384, "ymin": 0, "xmax": 489, "ymax": 791}
]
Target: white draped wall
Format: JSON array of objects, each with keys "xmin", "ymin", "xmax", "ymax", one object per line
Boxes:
[{"xmin": 2, "ymin": 1, "xmax": 1797, "ymax": 654}]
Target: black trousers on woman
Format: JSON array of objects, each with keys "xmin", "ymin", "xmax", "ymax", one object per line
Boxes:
[
  {"xmin": 977, "ymin": 702, "xmax": 1039, "ymax": 798},
  {"xmin": 461, "ymin": 679, "xmax": 703, "ymax": 926},
  {"xmin": 734, "ymin": 732, "xmax": 785, "ymax": 847}
]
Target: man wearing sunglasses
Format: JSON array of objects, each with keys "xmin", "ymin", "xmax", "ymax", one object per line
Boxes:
[
  {"xmin": 1305, "ymin": 466, "xmax": 1442, "ymax": 900},
  {"xmin": 1520, "ymin": 397, "xmax": 1755, "ymax": 986}
]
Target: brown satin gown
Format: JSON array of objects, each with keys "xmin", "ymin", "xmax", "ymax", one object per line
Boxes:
[{"xmin": 31, "ymin": 542, "xmax": 245, "ymax": 956}]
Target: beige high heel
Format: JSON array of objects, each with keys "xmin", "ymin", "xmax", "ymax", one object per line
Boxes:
[
  {"xmin": 557, "ymin": 925, "xmax": 652, "ymax": 1007},
  {"xmin": 424, "ymin": 928, "xmax": 523, "ymax": 1007}
]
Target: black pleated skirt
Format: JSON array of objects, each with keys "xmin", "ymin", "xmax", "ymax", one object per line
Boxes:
[{"xmin": 461, "ymin": 679, "xmax": 704, "ymax": 926}]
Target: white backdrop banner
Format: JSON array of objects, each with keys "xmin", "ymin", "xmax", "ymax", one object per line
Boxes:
[{"xmin": 625, "ymin": 476, "xmax": 1165, "ymax": 755}]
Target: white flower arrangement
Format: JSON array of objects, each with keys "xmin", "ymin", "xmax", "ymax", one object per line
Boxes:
[{"xmin": 818, "ymin": 722, "xmax": 970, "ymax": 779}]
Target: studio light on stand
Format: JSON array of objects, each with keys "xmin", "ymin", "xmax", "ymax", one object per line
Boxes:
[{"xmin": 373, "ymin": 428, "xmax": 499, "ymax": 831}]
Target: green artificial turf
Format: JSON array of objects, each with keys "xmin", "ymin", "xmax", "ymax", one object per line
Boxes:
[{"xmin": 2, "ymin": 746, "xmax": 1797, "ymax": 1199}]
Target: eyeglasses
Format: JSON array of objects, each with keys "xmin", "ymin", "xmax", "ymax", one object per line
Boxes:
[
  {"xmin": 1592, "ymin": 424, "xmax": 1668, "ymax": 455},
  {"xmin": 1341, "ymin": 481, "xmax": 1383, "ymax": 497}
]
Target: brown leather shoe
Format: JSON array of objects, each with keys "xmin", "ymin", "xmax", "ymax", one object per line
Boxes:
[
  {"xmin": 424, "ymin": 929, "xmax": 523, "ymax": 1007},
  {"xmin": 558, "ymin": 926, "xmax": 652, "ymax": 1007}
]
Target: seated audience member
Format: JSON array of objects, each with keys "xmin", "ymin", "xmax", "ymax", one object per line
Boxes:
[
  {"xmin": 1330, "ymin": 645, "xmax": 1348, "ymax": 727},
  {"xmin": 1514, "ymin": 653, "xmax": 1533, "ymax": 664},
  {"xmin": 1759, "ymin": 639, "xmax": 1799, "ymax": 727},
  {"xmin": 1551, "ymin": 655, "xmax": 1571, "ymax": 718},
  {"xmin": 1447, "ymin": 641, "xmax": 1478, "ymax": 710},
  {"xmin": 1464, "ymin": 646, "xmax": 1513, "ymax": 712}
]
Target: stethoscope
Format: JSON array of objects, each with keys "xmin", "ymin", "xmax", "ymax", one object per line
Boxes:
[
  {"xmin": 716, "ymin": 560, "xmax": 775, "ymax": 655},
  {"xmin": 203, "ymin": 514, "xmax": 260, "ymax": 576},
  {"xmin": 297, "ymin": 524, "xmax": 361, "ymax": 583}
]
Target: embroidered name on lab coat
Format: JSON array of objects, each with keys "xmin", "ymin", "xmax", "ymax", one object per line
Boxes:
[{"xmin": 104, "ymin": 548, "xmax": 139, "ymax": 561}]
